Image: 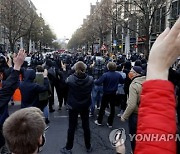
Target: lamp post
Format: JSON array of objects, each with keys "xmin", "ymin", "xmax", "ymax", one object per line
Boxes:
[
  {"xmin": 124, "ymin": 18, "xmax": 130, "ymax": 58},
  {"xmin": 136, "ymin": 18, "xmax": 139, "ymax": 53},
  {"xmin": 3, "ymin": 26, "xmax": 6, "ymax": 53}
]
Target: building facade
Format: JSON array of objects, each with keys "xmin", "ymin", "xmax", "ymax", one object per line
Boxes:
[{"xmin": 0, "ymin": 0, "xmax": 36, "ymax": 53}]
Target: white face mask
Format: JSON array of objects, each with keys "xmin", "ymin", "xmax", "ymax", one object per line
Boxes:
[{"xmin": 38, "ymin": 133, "xmax": 46, "ymax": 153}]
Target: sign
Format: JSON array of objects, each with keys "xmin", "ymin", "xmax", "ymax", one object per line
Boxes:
[{"xmin": 138, "ymin": 36, "xmax": 147, "ymax": 42}]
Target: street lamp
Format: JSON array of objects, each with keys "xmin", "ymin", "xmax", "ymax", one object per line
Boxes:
[{"xmin": 123, "ymin": 18, "xmax": 130, "ymax": 58}]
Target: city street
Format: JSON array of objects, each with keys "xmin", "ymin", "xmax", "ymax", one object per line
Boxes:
[{"xmin": 9, "ymin": 93, "xmax": 132, "ymax": 154}]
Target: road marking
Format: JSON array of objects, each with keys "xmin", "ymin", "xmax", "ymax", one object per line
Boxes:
[
  {"xmin": 54, "ymin": 111, "xmax": 110, "ymax": 118},
  {"xmin": 54, "ymin": 115, "xmax": 68, "ymax": 118},
  {"xmin": 54, "ymin": 115, "xmax": 82, "ymax": 118}
]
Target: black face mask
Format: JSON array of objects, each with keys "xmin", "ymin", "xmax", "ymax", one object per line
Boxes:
[{"xmin": 38, "ymin": 133, "xmax": 46, "ymax": 153}]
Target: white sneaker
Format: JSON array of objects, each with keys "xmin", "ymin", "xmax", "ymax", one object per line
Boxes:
[
  {"xmin": 94, "ymin": 120, "xmax": 102, "ymax": 126},
  {"xmin": 107, "ymin": 123, "xmax": 112, "ymax": 128},
  {"xmin": 117, "ymin": 110, "xmax": 124, "ymax": 117},
  {"xmin": 89, "ymin": 113, "xmax": 93, "ymax": 117}
]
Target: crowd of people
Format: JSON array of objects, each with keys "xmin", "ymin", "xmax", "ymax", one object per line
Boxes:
[{"xmin": 0, "ymin": 18, "xmax": 180, "ymax": 154}]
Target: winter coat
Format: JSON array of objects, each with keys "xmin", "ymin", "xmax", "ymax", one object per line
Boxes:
[
  {"xmin": 0, "ymin": 70, "xmax": 20, "ymax": 125},
  {"xmin": 34, "ymin": 73, "xmax": 51, "ymax": 101},
  {"xmin": 20, "ymin": 69, "xmax": 49, "ymax": 108},
  {"xmin": 122, "ymin": 76, "xmax": 146, "ymax": 120},
  {"xmin": 66, "ymin": 73, "xmax": 93, "ymax": 111},
  {"xmin": 135, "ymin": 80, "xmax": 176, "ymax": 154}
]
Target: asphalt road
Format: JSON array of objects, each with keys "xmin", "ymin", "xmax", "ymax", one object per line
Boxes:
[{"xmin": 8, "ymin": 96, "xmax": 132, "ymax": 154}]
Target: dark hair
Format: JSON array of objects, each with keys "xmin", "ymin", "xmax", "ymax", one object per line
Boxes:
[
  {"xmin": 134, "ymin": 60, "xmax": 142, "ymax": 67},
  {"xmin": 36, "ymin": 65, "xmax": 44, "ymax": 72},
  {"xmin": 124, "ymin": 61, "xmax": 132, "ymax": 70},
  {"xmin": 116, "ymin": 64, "xmax": 123, "ymax": 71}
]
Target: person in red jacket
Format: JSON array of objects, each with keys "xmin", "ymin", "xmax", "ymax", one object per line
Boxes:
[{"xmin": 134, "ymin": 18, "xmax": 180, "ymax": 154}]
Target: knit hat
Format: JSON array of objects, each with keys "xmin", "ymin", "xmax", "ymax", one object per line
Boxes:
[{"xmin": 132, "ymin": 66, "xmax": 143, "ymax": 74}]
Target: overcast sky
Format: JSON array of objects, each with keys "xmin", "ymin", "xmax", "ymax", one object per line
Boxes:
[{"xmin": 31, "ymin": 0, "xmax": 98, "ymax": 40}]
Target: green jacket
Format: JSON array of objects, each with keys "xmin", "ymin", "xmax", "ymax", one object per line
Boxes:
[{"xmin": 34, "ymin": 73, "xmax": 51, "ymax": 101}]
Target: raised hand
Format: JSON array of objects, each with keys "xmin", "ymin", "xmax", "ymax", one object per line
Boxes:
[
  {"xmin": 13, "ymin": 49, "xmax": 26, "ymax": 71},
  {"xmin": 147, "ymin": 18, "xmax": 180, "ymax": 80}
]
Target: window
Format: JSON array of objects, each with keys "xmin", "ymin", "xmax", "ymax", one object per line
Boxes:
[
  {"xmin": 160, "ymin": 6, "xmax": 166, "ymax": 32},
  {"xmin": 171, "ymin": 1, "xmax": 178, "ymax": 18}
]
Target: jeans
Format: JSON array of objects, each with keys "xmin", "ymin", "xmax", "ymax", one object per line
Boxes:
[
  {"xmin": 97, "ymin": 93, "xmax": 116, "ymax": 126},
  {"xmin": 43, "ymin": 106, "xmax": 49, "ymax": 119},
  {"xmin": 66, "ymin": 109, "xmax": 91, "ymax": 150},
  {"xmin": 129, "ymin": 113, "xmax": 137, "ymax": 152},
  {"xmin": 91, "ymin": 85, "xmax": 103, "ymax": 114}
]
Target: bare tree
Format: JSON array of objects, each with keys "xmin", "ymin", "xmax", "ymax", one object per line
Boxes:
[
  {"xmin": 0, "ymin": 0, "xmax": 37, "ymax": 52},
  {"xmin": 115, "ymin": 0, "xmax": 173, "ymax": 55}
]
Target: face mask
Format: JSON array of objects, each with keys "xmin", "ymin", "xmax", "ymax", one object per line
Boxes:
[{"xmin": 38, "ymin": 133, "xmax": 46, "ymax": 153}]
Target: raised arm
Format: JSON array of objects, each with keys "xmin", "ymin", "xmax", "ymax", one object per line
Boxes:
[{"xmin": 0, "ymin": 50, "xmax": 26, "ymax": 108}]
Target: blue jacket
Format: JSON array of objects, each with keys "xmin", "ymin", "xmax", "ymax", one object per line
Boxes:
[
  {"xmin": 95, "ymin": 71, "xmax": 124, "ymax": 94},
  {"xmin": 0, "ymin": 70, "xmax": 20, "ymax": 125},
  {"xmin": 20, "ymin": 69, "xmax": 49, "ymax": 108}
]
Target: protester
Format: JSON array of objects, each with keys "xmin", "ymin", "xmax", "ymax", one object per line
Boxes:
[
  {"xmin": 90, "ymin": 56, "xmax": 105, "ymax": 116},
  {"xmin": 120, "ymin": 66, "xmax": 146, "ymax": 152},
  {"xmin": 34, "ymin": 65, "xmax": 52, "ymax": 124},
  {"xmin": 94, "ymin": 62, "xmax": 124, "ymax": 128},
  {"xmin": 0, "ymin": 50, "xmax": 26, "ymax": 153},
  {"xmin": 20, "ymin": 68, "xmax": 49, "ymax": 108},
  {"xmin": 134, "ymin": 18, "xmax": 180, "ymax": 154},
  {"xmin": 47, "ymin": 61, "xmax": 61, "ymax": 112},
  {"xmin": 116, "ymin": 64, "xmax": 126, "ymax": 117},
  {"xmin": 61, "ymin": 61, "xmax": 93, "ymax": 154},
  {"xmin": 3, "ymin": 107, "xmax": 46, "ymax": 154}
]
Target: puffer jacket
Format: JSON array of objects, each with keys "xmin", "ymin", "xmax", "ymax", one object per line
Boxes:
[{"xmin": 135, "ymin": 80, "xmax": 176, "ymax": 154}]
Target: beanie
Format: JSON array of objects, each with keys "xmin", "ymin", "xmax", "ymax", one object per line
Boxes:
[{"xmin": 132, "ymin": 66, "xmax": 143, "ymax": 74}]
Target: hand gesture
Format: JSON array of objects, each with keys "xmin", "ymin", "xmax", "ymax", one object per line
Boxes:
[
  {"xmin": 13, "ymin": 49, "xmax": 26, "ymax": 71},
  {"xmin": 147, "ymin": 18, "xmax": 180, "ymax": 80}
]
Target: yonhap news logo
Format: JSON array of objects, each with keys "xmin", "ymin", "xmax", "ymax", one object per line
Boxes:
[
  {"xmin": 109, "ymin": 128, "xmax": 126, "ymax": 147},
  {"xmin": 109, "ymin": 128, "xmax": 180, "ymax": 145}
]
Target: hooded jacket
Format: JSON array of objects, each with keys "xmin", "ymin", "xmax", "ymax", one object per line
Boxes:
[
  {"xmin": 19, "ymin": 69, "xmax": 49, "ymax": 108},
  {"xmin": 66, "ymin": 73, "xmax": 93, "ymax": 111}
]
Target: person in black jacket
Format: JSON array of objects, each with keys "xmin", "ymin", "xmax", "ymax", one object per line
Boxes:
[
  {"xmin": 0, "ymin": 49, "xmax": 26, "ymax": 152},
  {"xmin": 61, "ymin": 61, "xmax": 93, "ymax": 154},
  {"xmin": 20, "ymin": 69, "xmax": 49, "ymax": 108}
]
